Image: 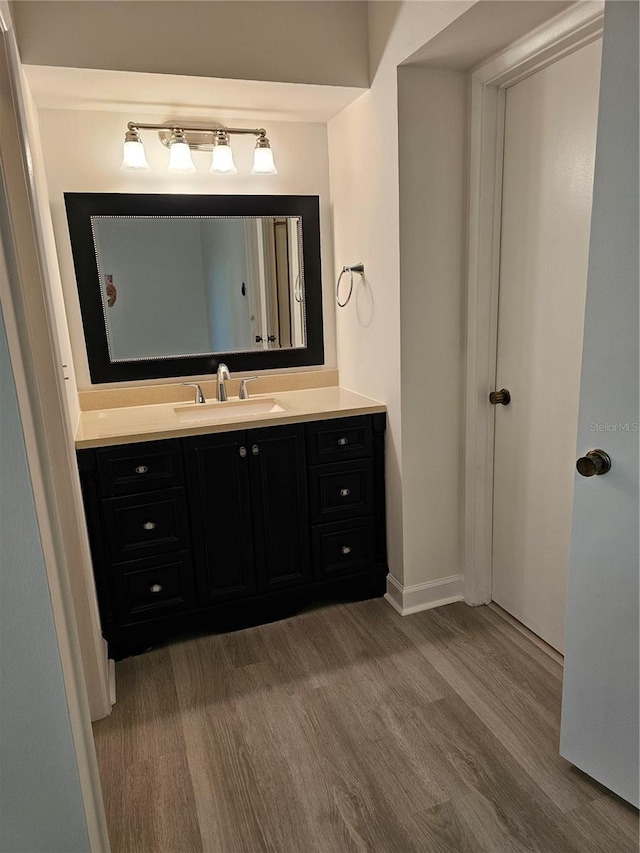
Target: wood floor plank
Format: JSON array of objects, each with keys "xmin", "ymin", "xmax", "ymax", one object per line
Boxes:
[
  {"xmin": 422, "ymin": 604, "xmax": 564, "ymax": 718},
  {"xmin": 565, "ymin": 792, "xmax": 639, "ymax": 853},
  {"xmin": 92, "ymin": 647, "xmax": 204, "ymax": 853},
  {"xmin": 480, "ymin": 604, "xmax": 565, "ymax": 673},
  {"xmin": 93, "ymin": 646, "xmax": 188, "ymax": 766},
  {"xmin": 171, "ymin": 628, "xmax": 318, "ymax": 853},
  {"xmin": 393, "ymin": 602, "xmax": 601, "ymax": 812},
  {"xmin": 416, "ymin": 790, "xmax": 542, "ymax": 853},
  {"xmin": 99, "ymin": 751, "xmax": 203, "ymax": 853},
  {"xmin": 94, "ymin": 600, "xmax": 637, "ymax": 852},
  {"xmin": 286, "ymin": 684, "xmax": 426, "ymax": 852},
  {"xmin": 416, "ymin": 695, "xmax": 591, "ymax": 852}
]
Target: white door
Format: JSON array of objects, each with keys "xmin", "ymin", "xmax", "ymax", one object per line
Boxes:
[
  {"xmin": 491, "ymin": 39, "xmax": 602, "ymax": 653},
  {"xmin": 560, "ymin": 0, "xmax": 639, "ymax": 807}
]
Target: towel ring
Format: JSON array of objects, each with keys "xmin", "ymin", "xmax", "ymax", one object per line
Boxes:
[{"xmin": 336, "ymin": 263, "xmax": 364, "ymax": 308}]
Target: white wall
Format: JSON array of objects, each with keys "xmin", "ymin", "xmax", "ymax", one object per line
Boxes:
[
  {"xmin": 14, "ymin": 0, "xmax": 370, "ymax": 88},
  {"xmin": 398, "ymin": 66, "xmax": 467, "ymax": 588},
  {"xmin": 328, "ymin": 0, "xmax": 473, "ymax": 585},
  {"xmin": 37, "ymin": 106, "xmax": 336, "ymax": 389}
]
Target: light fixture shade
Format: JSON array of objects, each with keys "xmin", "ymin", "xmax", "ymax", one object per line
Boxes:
[
  {"xmin": 167, "ymin": 139, "xmax": 196, "ymax": 173},
  {"xmin": 121, "ymin": 139, "xmax": 150, "ymax": 171},
  {"xmin": 251, "ymin": 144, "xmax": 277, "ymax": 175},
  {"xmin": 210, "ymin": 144, "xmax": 237, "ymax": 174}
]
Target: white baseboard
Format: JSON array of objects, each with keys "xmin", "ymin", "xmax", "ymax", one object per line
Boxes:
[
  {"xmin": 384, "ymin": 573, "xmax": 464, "ymax": 616},
  {"xmin": 108, "ymin": 658, "xmax": 116, "ymax": 707}
]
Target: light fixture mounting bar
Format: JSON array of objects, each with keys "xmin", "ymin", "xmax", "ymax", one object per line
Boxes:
[{"xmin": 127, "ymin": 121, "xmax": 269, "ymax": 151}]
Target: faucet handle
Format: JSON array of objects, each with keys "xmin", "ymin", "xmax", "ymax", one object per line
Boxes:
[
  {"xmin": 239, "ymin": 377, "xmax": 258, "ymax": 400},
  {"xmin": 182, "ymin": 382, "xmax": 206, "ymax": 404}
]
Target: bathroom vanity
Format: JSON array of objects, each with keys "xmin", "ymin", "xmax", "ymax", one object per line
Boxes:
[
  {"xmin": 76, "ymin": 390, "xmax": 387, "ymax": 659},
  {"xmin": 66, "ymin": 192, "xmax": 387, "ymax": 658}
]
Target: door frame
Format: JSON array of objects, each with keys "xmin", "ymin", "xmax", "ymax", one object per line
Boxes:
[
  {"xmin": 0, "ymin": 9, "xmax": 111, "ymax": 851},
  {"xmin": 463, "ymin": 1, "xmax": 605, "ymax": 605}
]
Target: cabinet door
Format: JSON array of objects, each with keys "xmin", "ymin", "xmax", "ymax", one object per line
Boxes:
[
  {"xmin": 184, "ymin": 432, "xmax": 256, "ymax": 603},
  {"xmin": 248, "ymin": 425, "xmax": 311, "ymax": 592}
]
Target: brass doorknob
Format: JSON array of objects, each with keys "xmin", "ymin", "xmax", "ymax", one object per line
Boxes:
[
  {"xmin": 489, "ymin": 388, "xmax": 511, "ymax": 405},
  {"xmin": 576, "ymin": 449, "xmax": 611, "ymax": 477}
]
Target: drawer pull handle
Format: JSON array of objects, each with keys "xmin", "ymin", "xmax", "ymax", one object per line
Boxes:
[
  {"xmin": 143, "ymin": 521, "xmax": 156, "ymax": 531},
  {"xmin": 135, "ymin": 465, "xmax": 148, "ymax": 474},
  {"xmin": 150, "ymin": 584, "xmax": 163, "ymax": 593},
  {"xmin": 339, "ymin": 488, "xmax": 351, "ymax": 497},
  {"xmin": 239, "ymin": 446, "xmax": 247, "ymax": 458},
  {"xmin": 341, "ymin": 545, "xmax": 352, "ymax": 555},
  {"xmin": 252, "ymin": 445, "xmax": 260, "ymax": 456},
  {"xmin": 337, "ymin": 437, "xmax": 348, "ymax": 446}
]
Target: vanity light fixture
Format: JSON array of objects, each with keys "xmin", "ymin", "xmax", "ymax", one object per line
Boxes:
[
  {"xmin": 121, "ymin": 121, "xmax": 278, "ymax": 175},
  {"xmin": 120, "ymin": 125, "xmax": 151, "ymax": 171},
  {"xmin": 251, "ymin": 135, "xmax": 278, "ymax": 175},
  {"xmin": 167, "ymin": 128, "xmax": 196, "ymax": 173},
  {"xmin": 210, "ymin": 131, "xmax": 237, "ymax": 174}
]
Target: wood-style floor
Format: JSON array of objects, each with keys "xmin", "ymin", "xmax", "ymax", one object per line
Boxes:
[{"xmin": 93, "ymin": 600, "xmax": 638, "ymax": 852}]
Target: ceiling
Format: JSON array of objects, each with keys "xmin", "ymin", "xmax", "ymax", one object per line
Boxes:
[
  {"xmin": 24, "ymin": 2, "xmax": 582, "ymax": 123},
  {"xmin": 14, "ymin": 1, "xmax": 369, "ymax": 89},
  {"xmin": 404, "ymin": 0, "xmax": 576, "ymax": 69},
  {"xmin": 24, "ymin": 65, "xmax": 368, "ymax": 124}
]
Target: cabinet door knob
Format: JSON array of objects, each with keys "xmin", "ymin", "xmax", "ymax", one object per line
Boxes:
[
  {"xmin": 337, "ymin": 437, "xmax": 348, "ymax": 446},
  {"xmin": 252, "ymin": 444, "xmax": 260, "ymax": 456},
  {"xmin": 339, "ymin": 488, "xmax": 351, "ymax": 497},
  {"xmin": 143, "ymin": 521, "xmax": 156, "ymax": 531},
  {"xmin": 341, "ymin": 545, "xmax": 352, "ymax": 555},
  {"xmin": 135, "ymin": 465, "xmax": 148, "ymax": 474},
  {"xmin": 239, "ymin": 446, "xmax": 247, "ymax": 458},
  {"xmin": 150, "ymin": 584, "xmax": 163, "ymax": 593}
]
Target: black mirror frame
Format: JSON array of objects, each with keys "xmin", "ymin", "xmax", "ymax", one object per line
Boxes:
[{"xmin": 64, "ymin": 193, "xmax": 324, "ymax": 383}]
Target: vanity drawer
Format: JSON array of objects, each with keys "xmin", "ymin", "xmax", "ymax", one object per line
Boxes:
[
  {"xmin": 101, "ymin": 488, "xmax": 190, "ymax": 563},
  {"xmin": 309, "ymin": 460, "xmax": 374, "ymax": 524},
  {"xmin": 306, "ymin": 416, "xmax": 373, "ymax": 465},
  {"xmin": 113, "ymin": 552, "xmax": 196, "ymax": 622},
  {"xmin": 96, "ymin": 440, "xmax": 183, "ymax": 496},
  {"xmin": 312, "ymin": 519, "xmax": 375, "ymax": 580}
]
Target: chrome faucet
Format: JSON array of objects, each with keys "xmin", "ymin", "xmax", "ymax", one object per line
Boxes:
[
  {"xmin": 216, "ymin": 363, "xmax": 231, "ymax": 401},
  {"xmin": 182, "ymin": 382, "xmax": 206, "ymax": 404}
]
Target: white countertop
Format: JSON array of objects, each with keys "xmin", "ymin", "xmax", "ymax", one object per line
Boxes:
[{"xmin": 75, "ymin": 386, "xmax": 386, "ymax": 449}]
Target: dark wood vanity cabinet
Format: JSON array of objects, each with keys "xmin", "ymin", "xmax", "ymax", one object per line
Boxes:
[
  {"xmin": 184, "ymin": 425, "xmax": 311, "ymax": 603},
  {"xmin": 77, "ymin": 413, "xmax": 387, "ymax": 658}
]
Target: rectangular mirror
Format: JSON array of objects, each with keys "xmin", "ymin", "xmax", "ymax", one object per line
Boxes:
[{"xmin": 65, "ymin": 194, "xmax": 323, "ymax": 383}]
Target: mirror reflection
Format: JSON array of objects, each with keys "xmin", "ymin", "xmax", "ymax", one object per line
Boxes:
[{"xmin": 91, "ymin": 215, "xmax": 306, "ymax": 362}]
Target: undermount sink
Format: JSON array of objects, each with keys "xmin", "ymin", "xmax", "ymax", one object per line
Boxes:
[{"xmin": 174, "ymin": 398, "xmax": 286, "ymax": 424}]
